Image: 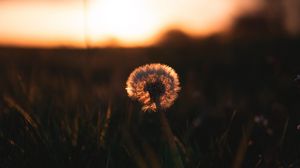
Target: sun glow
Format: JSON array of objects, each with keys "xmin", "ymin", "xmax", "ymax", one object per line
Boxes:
[
  {"xmin": 87, "ymin": 0, "xmax": 162, "ymax": 46},
  {"xmin": 0, "ymin": 0, "xmax": 261, "ymax": 47}
]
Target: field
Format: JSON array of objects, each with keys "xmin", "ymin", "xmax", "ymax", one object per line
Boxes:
[{"xmin": 0, "ymin": 36, "xmax": 300, "ymax": 168}]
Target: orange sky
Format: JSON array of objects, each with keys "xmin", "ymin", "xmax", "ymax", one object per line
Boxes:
[{"xmin": 0, "ymin": 0, "xmax": 260, "ymax": 48}]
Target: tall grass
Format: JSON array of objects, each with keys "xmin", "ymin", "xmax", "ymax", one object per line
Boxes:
[{"xmin": 1, "ymin": 44, "xmax": 300, "ymax": 167}]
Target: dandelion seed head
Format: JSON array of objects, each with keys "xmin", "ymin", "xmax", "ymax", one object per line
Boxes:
[{"xmin": 126, "ymin": 63, "xmax": 181, "ymax": 112}]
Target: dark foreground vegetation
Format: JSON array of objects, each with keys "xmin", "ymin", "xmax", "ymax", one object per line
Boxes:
[{"xmin": 0, "ymin": 36, "xmax": 300, "ymax": 168}]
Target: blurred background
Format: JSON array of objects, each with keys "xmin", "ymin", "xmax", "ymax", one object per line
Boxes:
[
  {"xmin": 0, "ymin": 0, "xmax": 299, "ymax": 47},
  {"xmin": 0, "ymin": 0, "xmax": 300, "ymax": 168}
]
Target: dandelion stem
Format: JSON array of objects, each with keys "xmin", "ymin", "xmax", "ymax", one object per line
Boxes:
[{"xmin": 157, "ymin": 101, "xmax": 184, "ymax": 168}]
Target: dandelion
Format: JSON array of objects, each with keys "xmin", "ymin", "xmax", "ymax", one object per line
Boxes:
[
  {"xmin": 126, "ymin": 63, "xmax": 184, "ymax": 167},
  {"xmin": 126, "ymin": 63, "xmax": 180, "ymax": 111}
]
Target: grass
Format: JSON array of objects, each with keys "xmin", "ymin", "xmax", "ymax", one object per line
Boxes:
[{"xmin": 0, "ymin": 36, "xmax": 300, "ymax": 168}]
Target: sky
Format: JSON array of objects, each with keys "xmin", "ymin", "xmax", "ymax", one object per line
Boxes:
[{"xmin": 0, "ymin": 0, "xmax": 260, "ymax": 47}]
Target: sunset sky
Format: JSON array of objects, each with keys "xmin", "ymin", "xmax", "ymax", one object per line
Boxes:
[{"xmin": 0, "ymin": 0, "xmax": 260, "ymax": 47}]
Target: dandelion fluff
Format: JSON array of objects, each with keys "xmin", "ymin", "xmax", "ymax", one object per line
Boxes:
[{"xmin": 126, "ymin": 63, "xmax": 180, "ymax": 111}]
